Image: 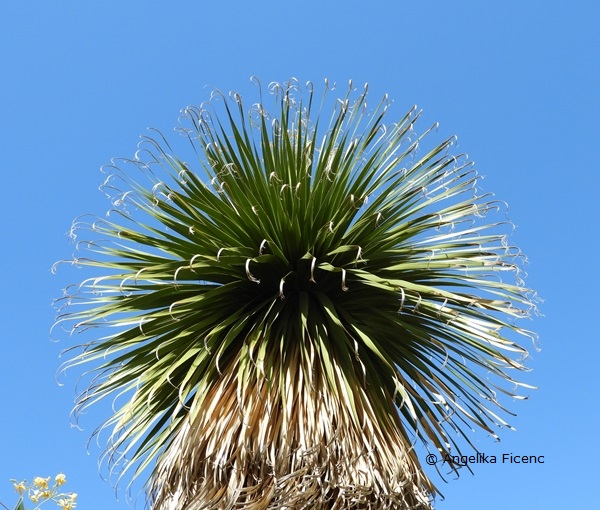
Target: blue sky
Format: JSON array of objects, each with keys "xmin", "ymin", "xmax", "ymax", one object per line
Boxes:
[{"xmin": 1, "ymin": 1, "xmax": 598, "ymax": 508}]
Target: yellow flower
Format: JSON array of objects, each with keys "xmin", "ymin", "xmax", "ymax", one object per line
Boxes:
[
  {"xmin": 33, "ymin": 476, "xmax": 50, "ymax": 489},
  {"xmin": 40, "ymin": 489, "xmax": 51, "ymax": 499},
  {"xmin": 29, "ymin": 489, "xmax": 42, "ymax": 503},
  {"xmin": 13, "ymin": 480, "xmax": 27, "ymax": 495},
  {"xmin": 57, "ymin": 498, "xmax": 75, "ymax": 510},
  {"xmin": 55, "ymin": 473, "xmax": 67, "ymax": 486},
  {"xmin": 55, "ymin": 492, "xmax": 78, "ymax": 509}
]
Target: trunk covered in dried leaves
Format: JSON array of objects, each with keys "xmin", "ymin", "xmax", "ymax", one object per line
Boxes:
[{"xmin": 151, "ymin": 344, "xmax": 433, "ymax": 509}]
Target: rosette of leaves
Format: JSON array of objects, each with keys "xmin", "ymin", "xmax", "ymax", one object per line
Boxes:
[{"xmin": 55, "ymin": 79, "xmax": 537, "ymax": 509}]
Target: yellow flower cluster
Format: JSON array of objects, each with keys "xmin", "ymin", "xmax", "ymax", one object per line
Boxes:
[{"xmin": 8, "ymin": 474, "xmax": 77, "ymax": 510}]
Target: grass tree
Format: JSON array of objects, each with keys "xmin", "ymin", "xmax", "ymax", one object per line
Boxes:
[{"xmin": 55, "ymin": 79, "xmax": 537, "ymax": 509}]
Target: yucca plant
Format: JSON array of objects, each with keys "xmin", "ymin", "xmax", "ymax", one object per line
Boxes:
[{"xmin": 55, "ymin": 79, "xmax": 537, "ymax": 509}]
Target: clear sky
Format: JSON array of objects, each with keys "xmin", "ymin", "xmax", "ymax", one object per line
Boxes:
[{"xmin": 1, "ymin": 1, "xmax": 598, "ymax": 508}]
